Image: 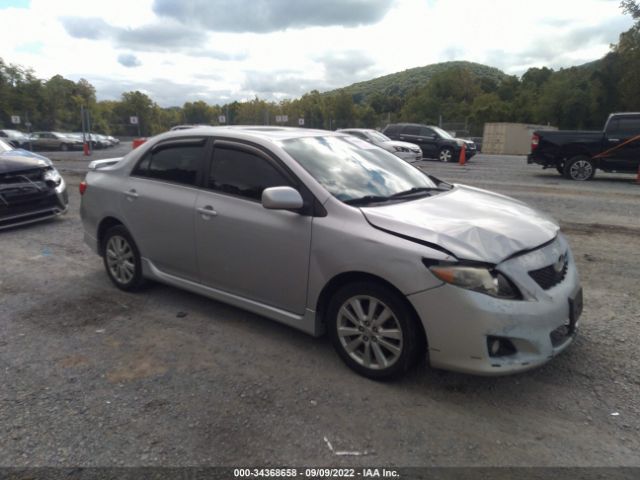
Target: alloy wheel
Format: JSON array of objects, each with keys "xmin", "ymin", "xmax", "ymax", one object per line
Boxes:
[
  {"xmin": 439, "ymin": 149, "xmax": 452, "ymax": 162},
  {"xmin": 336, "ymin": 295, "xmax": 403, "ymax": 370},
  {"xmin": 569, "ymin": 159, "xmax": 593, "ymax": 181},
  {"xmin": 105, "ymin": 235, "xmax": 136, "ymax": 284}
]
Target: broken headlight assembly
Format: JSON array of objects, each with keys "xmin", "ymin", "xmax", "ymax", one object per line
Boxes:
[
  {"xmin": 427, "ymin": 264, "xmax": 521, "ymax": 299},
  {"xmin": 43, "ymin": 167, "xmax": 62, "ymax": 186}
]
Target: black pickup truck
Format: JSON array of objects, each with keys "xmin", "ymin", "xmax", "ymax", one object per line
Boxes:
[{"xmin": 527, "ymin": 113, "xmax": 640, "ymax": 180}]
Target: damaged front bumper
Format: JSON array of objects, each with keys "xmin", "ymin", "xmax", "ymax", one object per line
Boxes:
[
  {"xmin": 0, "ymin": 177, "xmax": 68, "ymax": 230},
  {"xmin": 408, "ymin": 238, "xmax": 582, "ymax": 375}
]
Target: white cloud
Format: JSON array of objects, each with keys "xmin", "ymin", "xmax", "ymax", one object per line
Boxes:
[{"xmin": 0, "ymin": 0, "xmax": 634, "ymax": 106}]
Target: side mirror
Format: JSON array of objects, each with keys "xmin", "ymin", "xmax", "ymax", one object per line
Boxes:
[{"xmin": 262, "ymin": 186, "xmax": 304, "ymax": 210}]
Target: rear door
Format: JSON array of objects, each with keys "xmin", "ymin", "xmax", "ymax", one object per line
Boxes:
[
  {"xmin": 398, "ymin": 125, "xmax": 428, "ymax": 155},
  {"xmin": 120, "ymin": 137, "xmax": 208, "ymax": 281},
  {"xmin": 194, "ymin": 140, "xmax": 312, "ymax": 314},
  {"xmin": 603, "ymin": 116, "xmax": 640, "ymax": 172},
  {"xmin": 418, "ymin": 126, "xmax": 439, "ymax": 158}
]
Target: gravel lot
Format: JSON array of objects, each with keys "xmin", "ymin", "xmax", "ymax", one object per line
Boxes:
[{"xmin": 1, "ymin": 144, "xmax": 639, "ymax": 467}]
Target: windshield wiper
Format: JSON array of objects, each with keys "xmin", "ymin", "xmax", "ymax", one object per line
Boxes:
[
  {"xmin": 344, "ymin": 195, "xmax": 391, "ymax": 206},
  {"xmin": 389, "ymin": 187, "xmax": 439, "ymax": 198}
]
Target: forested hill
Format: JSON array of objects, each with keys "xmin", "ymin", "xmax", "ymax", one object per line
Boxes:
[{"xmin": 324, "ymin": 61, "xmax": 508, "ymax": 102}]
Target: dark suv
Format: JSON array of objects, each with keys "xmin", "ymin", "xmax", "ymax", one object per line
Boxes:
[{"xmin": 383, "ymin": 123, "xmax": 477, "ymax": 162}]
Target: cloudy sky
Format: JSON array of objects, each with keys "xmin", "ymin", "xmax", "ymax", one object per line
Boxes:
[{"xmin": 0, "ymin": 0, "xmax": 633, "ymax": 107}]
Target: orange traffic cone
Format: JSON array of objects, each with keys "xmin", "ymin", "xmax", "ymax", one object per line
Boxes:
[
  {"xmin": 83, "ymin": 142, "xmax": 90, "ymax": 156},
  {"xmin": 458, "ymin": 143, "xmax": 466, "ymax": 165}
]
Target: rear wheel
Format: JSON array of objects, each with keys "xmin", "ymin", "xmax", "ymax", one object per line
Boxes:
[
  {"xmin": 563, "ymin": 156, "xmax": 595, "ymax": 181},
  {"xmin": 327, "ymin": 282, "xmax": 425, "ymax": 380},
  {"xmin": 60, "ymin": 143, "xmax": 69, "ymax": 151},
  {"xmin": 102, "ymin": 225, "xmax": 146, "ymax": 291}
]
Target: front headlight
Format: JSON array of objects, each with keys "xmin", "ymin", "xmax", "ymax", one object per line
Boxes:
[
  {"xmin": 44, "ymin": 167, "xmax": 62, "ymax": 186},
  {"xmin": 394, "ymin": 146, "xmax": 409, "ymax": 152},
  {"xmin": 429, "ymin": 265, "xmax": 520, "ymax": 299},
  {"xmin": 455, "ymin": 139, "xmax": 465, "ymax": 147}
]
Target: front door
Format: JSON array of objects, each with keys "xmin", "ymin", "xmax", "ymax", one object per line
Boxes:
[
  {"xmin": 602, "ymin": 115, "xmax": 640, "ymax": 172},
  {"xmin": 194, "ymin": 141, "xmax": 312, "ymax": 314}
]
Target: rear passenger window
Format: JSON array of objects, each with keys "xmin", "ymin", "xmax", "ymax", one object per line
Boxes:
[
  {"xmin": 209, "ymin": 147, "xmax": 291, "ymax": 201},
  {"xmin": 402, "ymin": 125, "xmax": 420, "ymax": 135},
  {"xmin": 132, "ymin": 142, "xmax": 205, "ymax": 186},
  {"xmin": 614, "ymin": 117, "xmax": 640, "ymax": 136}
]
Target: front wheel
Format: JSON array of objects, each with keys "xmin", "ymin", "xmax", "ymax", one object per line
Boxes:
[
  {"xmin": 60, "ymin": 143, "xmax": 69, "ymax": 151},
  {"xmin": 327, "ymin": 282, "xmax": 425, "ymax": 380},
  {"xmin": 439, "ymin": 147, "xmax": 454, "ymax": 162},
  {"xmin": 563, "ymin": 156, "xmax": 595, "ymax": 181},
  {"xmin": 102, "ymin": 225, "xmax": 146, "ymax": 291}
]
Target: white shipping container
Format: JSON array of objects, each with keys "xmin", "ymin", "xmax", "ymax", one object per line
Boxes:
[{"xmin": 482, "ymin": 123, "xmax": 558, "ymax": 155}]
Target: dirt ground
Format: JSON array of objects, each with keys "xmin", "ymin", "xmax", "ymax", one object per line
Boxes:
[{"xmin": 1, "ymin": 146, "xmax": 639, "ymax": 467}]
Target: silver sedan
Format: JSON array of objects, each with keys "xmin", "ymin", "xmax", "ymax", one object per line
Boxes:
[
  {"xmin": 339, "ymin": 128, "xmax": 422, "ymax": 162},
  {"xmin": 80, "ymin": 127, "xmax": 582, "ymax": 379}
]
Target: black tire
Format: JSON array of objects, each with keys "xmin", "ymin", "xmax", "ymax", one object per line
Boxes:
[
  {"xmin": 563, "ymin": 156, "xmax": 596, "ymax": 181},
  {"xmin": 102, "ymin": 225, "xmax": 146, "ymax": 291},
  {"xmin": 327, "ymin": 281, "xmax": 425, "ymax": 380},
  {"xmin": 60, "ymin": 143, "xmax": 69, "ymax": 152},
  {"xmin": 438, "ymin": 147, "xmax": 454, "ymax": 163}
]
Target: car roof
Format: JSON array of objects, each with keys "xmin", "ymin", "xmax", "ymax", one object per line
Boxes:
[{"xmin": 163, "ymin": 125, "xmax": 346, "ymax": 143}]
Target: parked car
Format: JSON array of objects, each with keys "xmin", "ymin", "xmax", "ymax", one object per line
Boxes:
[
  {"xmin": 29, "ymin": 132, "xmax": 83, "ymax": 151},
  {"xmin": 106, "ymin": 135, "xmax": 120, "ymax": 145},
  {"xmin": 338, "ymin": 128, "xmax": 422, "ymax": 162},
  {"xmin": 0, "ymin": 129, "xmax": 31, "ymax": 149},
  {"xmin": 0, "ymin": 138, "xmax": 68, "ymax": 229},
  {"xmin": 80, "ymin": 126, "xmax": 581, "ymax": 379},
  {"xmin": 528, "ymin": 112, "xmax": 640, "ymax": 180},
  {"xmin": 70, "ymin": 133, "xmax": 110, "ymax": 149},
  {"xmin": 383, "ymin": 123, "xmax": 477, "ymax": 162}
]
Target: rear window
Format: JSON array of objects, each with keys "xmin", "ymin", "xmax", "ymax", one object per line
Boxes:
[
  {"xmin": 132, "ymin": 141, "xmax": 205, "ymax": 186},
  {"xmin": 402, "ymin": 125, "xmax": 420, "ymax": 135},
  {"xmin": 384, "ymin": 125, "xmax": 400, "ymax": 136}
]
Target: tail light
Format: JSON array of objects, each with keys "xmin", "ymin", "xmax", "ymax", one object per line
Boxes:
[
  {"xmin": 531, "ymin": 133, "xmax": 539, "ymax": 152},
  {"xmin": 79, "ymin": 181, "xmax": 87, "ymax": 195}
]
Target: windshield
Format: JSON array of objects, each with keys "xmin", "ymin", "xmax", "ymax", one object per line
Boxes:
[
  {"xmin": 432, "ymin": 126, "xmax": 455, "ymax": 140},
  {"xmin": 366, "ymin": 130, "xmax": 391, "ymax": 142},
  {"xmin": 0, "ymin": 139, "xmax": 13, "ymax": 152},
  {"xmin": 280, "ymin": 135, "xmax": 437, "ymax": 203}
]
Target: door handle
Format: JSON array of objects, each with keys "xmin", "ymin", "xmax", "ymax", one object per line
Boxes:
[
  {"xmin": 124, "ymin": 189, "xmax": 139, "ymax": 200},
  {"xmin": 197, "ymin": 205, "xmax": 218, "ymax": 218},
  {"xmin": 609, "ymin": 138, "xmax": 620, "ymax": 142}
]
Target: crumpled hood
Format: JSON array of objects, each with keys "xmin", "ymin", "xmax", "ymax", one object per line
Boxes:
[
  {"xmin": 361, "ymin": 185, "xmax": 559, "ymax": 263},
  {"xmin": 385, "ymin": 140, "xmax": 420, "ymax": 150},
  {"xmin": 0, "ymin": 153, "xmax": 50, "ymax": 174}
]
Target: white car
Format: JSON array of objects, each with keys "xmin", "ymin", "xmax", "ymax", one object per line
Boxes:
[{"xmin": 339, "ymin": 128, "xmax": 422, "ymax": 162}]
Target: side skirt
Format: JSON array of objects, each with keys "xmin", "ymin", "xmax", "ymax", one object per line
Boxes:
[{"xmin": 141, "ymin": 258, "xmax": 324, "ymax": 337}]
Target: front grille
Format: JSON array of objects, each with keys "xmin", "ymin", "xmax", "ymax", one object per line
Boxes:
[
  {"xmin": 529, "ymin": 255, "xmax": 568, "ymax": 290},
  {"xmin": 0, "ymin": 168, "xmax": 44, "ymax": 184},
  {"xmin": 0, "ymin": 167, "xmax": 59, "ymax": 226}
]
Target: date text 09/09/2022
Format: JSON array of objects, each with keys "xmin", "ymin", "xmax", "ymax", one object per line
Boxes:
[{"xmin": 233, "ymin": 468, "xmax": 400, "ymax": 478}]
